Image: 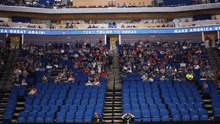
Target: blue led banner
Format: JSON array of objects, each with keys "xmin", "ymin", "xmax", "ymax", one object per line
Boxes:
[{"xmin": 1, "ymin": 26, "xmax": 220, "ymax": 35}]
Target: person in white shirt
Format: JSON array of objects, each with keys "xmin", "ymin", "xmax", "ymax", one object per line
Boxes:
[
  {"xmin": 180, "ymin": 61, "xmax": 186, "ymax": 68},
  {"xmin": 194, "ymin": 64, "xmax": 200, "ymax": 70},
  {"xmin": 85, "ymin": 80, "xmax": 93, "ymax": 86},
  {"xmin": 46, "ymin": 63, "xmax": 52, "ymax": 69},
  {"xmin": 141, "ymin": 73, "xmax": 148, "ymax": 81}
]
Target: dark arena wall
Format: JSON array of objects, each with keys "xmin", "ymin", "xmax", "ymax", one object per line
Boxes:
[
  {"xmin": 121, "ymin": 33, "xmax": 202, "ymax": 45},
  {"xmin": 24, "ymin": 35, "xmax": 105, "ymax": 46}
]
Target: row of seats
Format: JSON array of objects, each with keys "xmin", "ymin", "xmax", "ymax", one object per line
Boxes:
[
  {"xmin": 24, "ymin": 104, "xmax": 104, "ymax": 113},
  {"xmin": 124, "ymin": 103, "xmax": 204, "ymax": 111}
]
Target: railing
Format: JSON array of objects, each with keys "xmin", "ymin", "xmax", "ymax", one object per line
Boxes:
[
  {"xmin": 0, "ymin": 3, "xmax": 220, "ymax": 14},
  {"xmin": 179, "ymin": 20, "xmax": 220, "ymax": 27}
]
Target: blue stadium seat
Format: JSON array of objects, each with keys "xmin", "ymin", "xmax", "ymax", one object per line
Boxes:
[
  {"xmin": 33, "ymin": 106, "xmax": 41, "ymax": 112},
  {"xmin": 75, "ymin": 112, "xmax": 84, "ymax": 119},
  {"xmin": 37, "ymin": 112, "xmax": 45, "ymax": 118},
  {"xmin": 41, "ymin": 106, "xmax": 50, "ymax": 112},
  {"xmin": 50, "ymin": 106, "xmax": 58, "ymax": 112}
]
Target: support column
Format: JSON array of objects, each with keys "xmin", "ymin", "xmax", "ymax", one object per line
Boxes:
[
  {"xmin": 218, "ymin": 31, "xmax": 219, "ymax": 40},
  {"xmin": 21, "ymin": 34, "xmax": 24, "ymax": 45},
  {"xmin": 202, "ymin": 32, "xmax": 204, "ymax": 41},
  {"xmin": 119, "ymin": 34, "xmax": 121, "ymax": 45},
  {"xmin": 104, "ymin": 34, "xmax": 107, "ymax": 45}
]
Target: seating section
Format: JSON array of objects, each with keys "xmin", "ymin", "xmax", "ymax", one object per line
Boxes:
[
  {"xmin": 4, "ymin": 42, "xmax": 108, "ymax": 123},
  {"xmin": 3, "ymin": 86, "xmax": 27, "ymax": 123},
  {"xmin": 119, "ymin": 42, "xmax": 212, "ymax": 122},
  {"xmin": 122, "ymin": 77, "xmax": 209, "ymax": 122},
  {"xmin": 17, "ymin": 81, "xmax": 106, "ymax": 123}
]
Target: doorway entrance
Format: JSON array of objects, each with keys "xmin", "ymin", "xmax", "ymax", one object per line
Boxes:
[
  {"xmin": 204, "ymin": 31, "xmax": 217, "ymax": 48},
  {"xmin": 107, "ymin": 35, "xmax": 119, "ymax": 50},
  {"xmin": 8, "ymin": 34, "xmax": 21, "ymax": 50}
]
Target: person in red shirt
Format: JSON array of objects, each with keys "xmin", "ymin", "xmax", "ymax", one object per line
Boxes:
[
  {"xmin": 164, "ymin": 56, "xmax": 170, "ymax": 62},
  {"xmin": 79, "ymin": 56, "xmax": 84, "ymax": 62},
  {"xmin": 84, "ymin": 68, "xmax": 90, "ymax": 74},
  {"xmin": 157, "ymin": 60, "xmax": 162, "ymax": 65},
  {"xmin": 149, "ymin": 57, "xmax": 154, "ymax": 63},
  {"xmin": 68, "ymin": 75, "xmax": 75, "ymax": 82},
  {"xmin": 28, "ymin": 87, "xmax": 37, "ymax": 95},
  {"xmin": 101, "ymin": 70, "xmax": 107, "ymax": 77}
]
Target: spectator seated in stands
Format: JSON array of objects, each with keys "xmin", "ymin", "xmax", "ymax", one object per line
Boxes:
[
  {"xmin": 13, "ymin": 79, "xmax": 21, "ymax": 87},
  {"xmin": 133, "ymin": 3, "xmax": 136, "ymax": 7},
  {"xmin": 121, "ymin": 113, "xmax": 135, "ymax": 123},
  {"xmin": 142, "ymin": 2, "xmax": 146, "ymax": 7},
  {"xmin": 42, "ymin": 75, "xmax": 48, "ymax": 83},
  {"xmin": 203, "ymin": 82, "xmax": 209, "ymax": 89},
  {"xmin": 186, "ymin": 71, "xmax": 194, "ymax": 84},
  {"xmin": 206, "ymin": 68, "xmax": 215, "ymax": 82},
  {"xmin": 27, "ymin": 87, "xmax": 37, "ymax": 95},
  {"xmin": 21, "ymin": 79, "xmax": 27, "ymax": 86},
  {"xmin": 122, "ymin": 3, "xmax": 126, "ymax": 7},
  {"xmin": 85, "ymin": 80, "xmax": 93, "ymax": 86},
  {"xmin": 94, "ymin": 76, "xmax": 101, "ymax": 86},
  {"xmin": 101, "ymin": 70, "xmax": 107, "ymax": 77},
  {"xmin": 200, "ymin": 69, "xmax": 207, "ymax": 78},
  {"xmin": 141, "ymin": 73, "xmax": 148, "ymax": 81},
  {"xmin": 92, "ymin": 113, "xmax": 103, "ymax": 123},
  {"xmin": 68, "ymin": 75, "xmax": 75, "ymax": 82}
]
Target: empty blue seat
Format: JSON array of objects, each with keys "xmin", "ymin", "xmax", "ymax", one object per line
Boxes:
[
  {"xmin": 50, "ymin": 106, "xmax": 58, "ymax": 112},
  {"xmin": 190, "ymin": 110, "xmax": 198, "ymax": 116},
  {"xmin": 69, "ymin": 105, "xmax": 77, "ymax": 112},
  {"xmin": 46, "ymin": 112, "xmax": 54, "ymax": 118},
  {"xmin": 160, "ymin": 110, "xmax": 169, "ymax": 118},
  {"xmin": 143, "ymin": 118, "xmax": 151, "ymax": 122},
  {"xmin": 78, "ymin": 105, "xmax": 86, "ymax": 111},
  {"xmin": 158, "ymin": 104, "xmax": 166, "ymax": 110},
  {"xmin": 19, "ymin": 111, "xmax": 28, "ymax": 118},
  {"xmin": 57, "ymin": 112, "xmax": 65, "ymax": 119},
  {"xmin": 33, "ymin": 99, "xmax": 40, "ymax": 106},
  {"xmin": 65, "ymin": 99, "xmax": 73, "ymax": 105},
  {"xmin": 25, "ymin": 105, "xmax": 33, "ymax": 112},
  {"xmin": 169, "ymin": 104, "xmax": 176, "ymax": 110},
  {"xmin": 75, "ymin": 119, "xmax": 83, "ymax": 123},
  {"xmin": 29, "ymin": 112, "xmax": 37, "ymax": 118},
  {"xmin": 85, "ymin": 111, "xmax": 93, "ymax": 119},
  {"xmin": 33, "ymin": 106, "xmax": 41, "ymax": 112},
  {"xmin": 37, "ymin": 112, "xmax": 45, "ymax": 118},
  {"xmin": 56, "ymin": 99, "xmax": 63, "ymax": 106},
  {"xmin": 66, "ymin": 112, "xmax": 75, "ymax": 119},
  {"xmin": 60, "ymin": 105, "xmax": 69, "ymax": 112},
  {"xmin": 200, "ymin": 115, "xmax": 209, "ymax": 120},
  {"xmin": 75, "ymin": 112, "xmax": 84, "ymax": 119},
  {"xmin": 199, "ymin": 109, "xmax": 208, "ymax": 116},
  {"xmin": 151, "ymin": 110, "xmax": 160, "ymax": 118},
  {"xmin": 177, "ymin": 104, "xmax": 185, "ymax": 110},
  {"xmin": 18, "ymin": 117, "xmax": 26, "ymax": 123},
  {"xmin": 171, "ymin": 110, "xmax": 180, "ymax": 118},
  {"xmin": 86, "ymin": 105, "xmax": 95, "ymax": 112},
  {"xmin": 27, "ymin": 117, "xmax": 35, "ymax": 123},
  {"xmin": 195, "ymin": 103, "xmax": 203, "ymax": 110},
  {"xmin": 41, "ymin": 100, "xmax": 48, "ymax": 106},
  {"xmin": 181, "ymin": 110, "xmax": 189, "ymax": 116},
  {"xmin": 48, "ymin": 100, "xmax": 56, "ymax": 106},
  {"xmin": 45, "ymin": 118, "xmax": 54, "ymax": 123},
  {"xmin": 186, "ymin": 104, "xmax": 194, "ymax": 110}
]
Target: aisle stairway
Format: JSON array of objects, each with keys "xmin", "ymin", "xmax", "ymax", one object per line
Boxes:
[
  {"xmin": 206, "ymin": 48, "xmax": 220, "ymax": 72},
  {"xmin": 103, "ymin": 48, "xmax": 123, "ymax": 123},
  {"xmin": 0, "ymin": 50, "xmax": 21, "ymax": 123},
  {"xmin": 195, "ymin": 82, "xmax": 213, "ymax": 120},
  {"xmin": 0, "ymin": 50, "xmax": 20, "ymax": 91}
]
